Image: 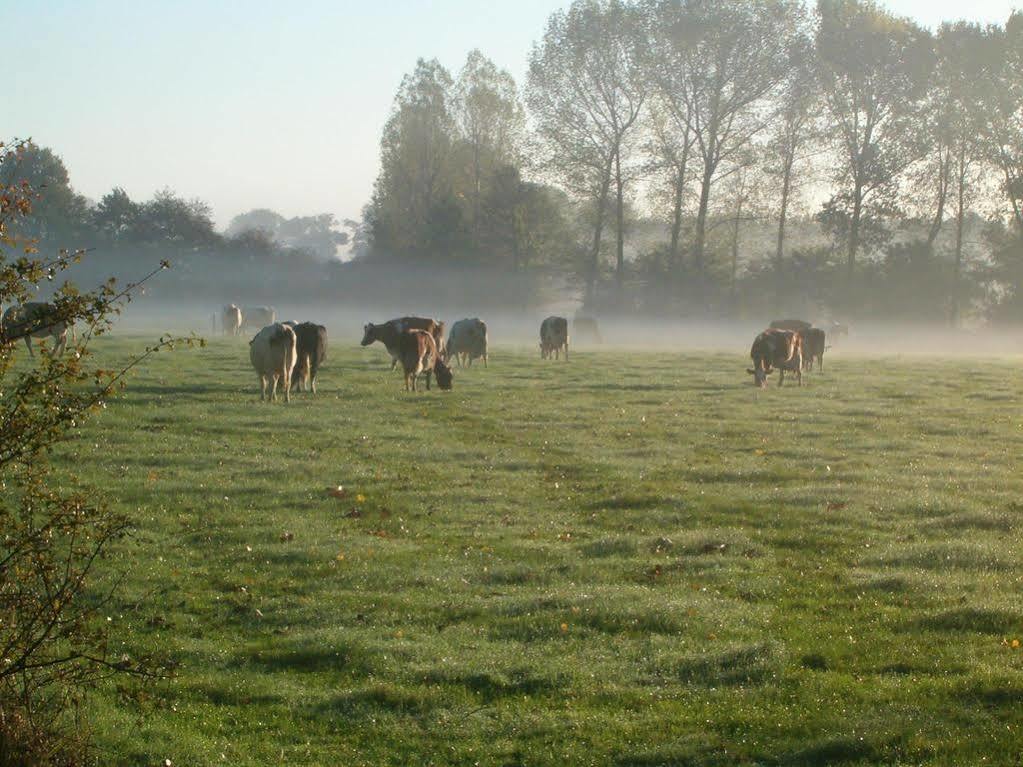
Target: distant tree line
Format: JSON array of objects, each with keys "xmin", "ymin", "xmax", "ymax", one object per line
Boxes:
[
  {"xmin": 362, "ymin": 0, "xmax": 1023, "ymax": 324},
  {"xmin": 9, "ymin": 0, "xmax": 1023, "ymax": 323},
  {"xmin": 0, "ymin": 145, "xmax": 349, "ymax": 304}
]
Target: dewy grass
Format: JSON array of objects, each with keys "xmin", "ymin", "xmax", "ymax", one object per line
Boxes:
[{"xmin": 44, "ymin": 334, "xmax": 1023, "ymax": 765}]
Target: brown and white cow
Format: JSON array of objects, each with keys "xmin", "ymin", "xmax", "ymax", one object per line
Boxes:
[
  {"xmin": 222, "ymin": 304, "xmax": 243, "ymax": 336},
  {"xmin": 748, "ymin": 328, "xmax": 802, "ymax": 388},
  {"xmin": 398, "ymin": 329, "xmax": 453, "ymax": 392},
  {"xmin": 249, "ymin": 323, "xmax": 297, "ymax": 403},
  {"xmin": 361, "ymin": 316, "xmax": 445, "ymax": 369},
  {"xmin": 284, "ymin": 321, "xmax": 328, "ymax": 393},
  {"xmin": 1, "ymin": 302, "xmax": 72, "ymax": 357},
  {"xmin": 446, "ymin": 318, "xmax": 488, "ymax": 368},
  {"xmin": 540, "ymin": 316, "xmax": 569, "ymax": 360},
  {"xmin": 769, "ymin": 318, "xmax": 812, "ymax": 333},
  {"xmin": 802, "ymin": 327, "xmax": 826, "ymax": 372}
]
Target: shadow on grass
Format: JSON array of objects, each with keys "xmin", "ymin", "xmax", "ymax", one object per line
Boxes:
[
  {"xmin": 423, "ymin": 668, "xmax": 566, "ymax": 702},
  {"xmin": 915, "ymin": 607, "xmax": 1020, "ymax": 635},
  {"xmin": 672, "ymin": 642, "xmax": 780, "ymax": 686},
  {"xmin": 236, "ymin": 640, "xmax": 373, "ymax": 675}
]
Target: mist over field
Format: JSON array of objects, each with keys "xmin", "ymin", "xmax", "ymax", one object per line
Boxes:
[{"xmin": 5, "ymin": 0, "xmax": 1023, "ymax": 765}]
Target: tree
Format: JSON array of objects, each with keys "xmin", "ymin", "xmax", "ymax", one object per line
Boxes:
[
  {"xmin": 92, "ymin": 187, "xmax": 140, "ymax": 243},
  {"xmin": 0, "ymin": 143, "xmax": 90, "ymax": 247},
  {"xmin": 647, "ymin": 0, "xmax": 803, "ymax": 288},
  {"xmin": 1, "ymin": 139, "xmax": 191, "ymax": 763},
  {"xmin": 370, "ymin": 59, "xmax": 461, "ymax": 259},
  {"xmin": 645, "ymin": 99, "xmax": 695, "ymax": 278},
  {"xmin": 762, "ymin": 33, "xmax": 820, "ymax": 307},
  {"xmin": 454, "ymin": 50, "xmax": 525, "ymax": 249},
  {"xmin": 979, "ymin": 14, "xmax": 1023, "ymax": 245},
  {"xmin": 527, "ymin": 0, "xmax": 647, "ymax": 308},
  {"xmin": 816, "ymin": 0, "xmax": 934, "ymax": 280}
]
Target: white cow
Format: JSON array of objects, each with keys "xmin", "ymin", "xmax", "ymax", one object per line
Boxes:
[
  {"xmin": 242, "ymin": 306, "xmax": 276, "ymax": 331},
  {"xmin": 222, "ymin": 304, "xmax": 243, "ymax": 336},
  {"xmin": 249, "ymin": 323, "xmax": 297, "ymax": 403},
  {"xmin": 2, "ymin": 302, "xmax": 72, "ymax": 357}
]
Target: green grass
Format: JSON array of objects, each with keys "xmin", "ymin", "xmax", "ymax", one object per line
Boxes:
[{"xmin": 46, "ymin": 335, "xmax": 1023, "ymax": 765}]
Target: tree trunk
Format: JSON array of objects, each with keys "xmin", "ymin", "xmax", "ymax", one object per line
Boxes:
[
  {"xmin": 586, "ymin": 157, "xmax": 614, "ymax": 310},
  {"xmin": 669, "ymin": 176, "xmax": 684, "ymax": 271},
  {"xmin": 926, "ymin": 145, "xmax": 950, "ymax": 250},
  {"xmin": 614, "ymin": 147, "xmax": 625, "ymax": 306},
  {"xmin": 953, "ymin": 146, "xmax": 967, "ymax": 328},
  {"xmin": 730, "ymin": 176, "xmax": 745, "ymax": 311},
  {"xmin": 472, "ymin": 137, "xmax": 482, "ymax": 249},
  {"xmin": 693, "ymin": 159, "xmax": 715, "ymax": 282},
  {"xmin": 668, "ymin": 133, "xmax": 691, "ymax": 275},
  {"xmin": 848, "ymin": 183, "xmax": 863, "ymax": 280},
  {"xmin": 775, "ymin": 154, "xmax": 794, "ymax": 309}
]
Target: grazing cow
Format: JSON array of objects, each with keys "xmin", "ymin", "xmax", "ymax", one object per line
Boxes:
[
  {"xmin": 361, "ymin": 316, "xmax": 445, "ymax": 369},
  {"xmin": 802, "ymin": 327, "xmax": 826, "ymax": 372},
  {"xmin": 573, "ymin": 316, "xmax": 603, "ymax": 344},
  {"xmin": 398, "ymin": 329, "xmax": 452, "ymax": 392},
  {"xmin": 540, "ymin": 316, "xmax": 569, "ymax": 360},
  {"xmin": 284, "ymin": 322, "xmax": 328, "ymax": 393},
  {"xmin": 748, "ymin": 328, "xmax": 803, "ymax": 388},
  {"xmin": 242, "ymin": 306, "xmax": 276, "ymax": 331},
  {"xmin": 222, "ymin": 304, "xmax": 243, "ymax": 336},
  {"xmin": 1, "ymin": 302, "xmax": 72, "ymax": 357},
  {"xmin": 769, "ymin": 318, "xmax": 812, "ymax": 333},
  {"xmin": 249, "ymin": 323, "xmax": 297, "ymax": 403},
  {"xmin": 446, "ymin": 318, "xmax": 488, "ymax": 368}
]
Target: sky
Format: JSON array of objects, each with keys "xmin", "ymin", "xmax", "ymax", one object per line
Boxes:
[{"xmin": 6, "ymin": 0, "xmax": 1020, "ymax": 231}]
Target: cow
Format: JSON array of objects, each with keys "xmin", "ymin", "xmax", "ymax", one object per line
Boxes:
[
  {"xmin": 769, "ymin": 318, "xmax": 812, "ymax": 333},
  {"xmin": 802, "ymin": 327, "xmax": 826, "ymax": 372},
  {"xmin": 398, "ymin": 329, "xmax": 452, "ymax": 392},
  {"xmin": 445, "ymin": 318, "xmax": 488, "ymax": 368},
  {"xmin": 540, "ymin": 316, "xmax": 569, "ymax": 360},
  {"xmin": 573, "ymin": 316, "xmax": 603, "ymax": 344},
  {"xmin": 249, "ymin": 323, "xmax": 298, "ymax": 403},
  {"xmin": 361, "ymin": 316, "xmax": 445, "ymax": 370},
  {"xmin": 283, "ymin": 322, "xmax": 328, "ymax": 393},
  {"xmin": 748, "ymin": 328, "xmax": 802, "ymax": 388},
  {"xmin": 1, "ymin": 302, "xmax": 72, "ymax": 357},
  {"xmin": 242, "ymin": 306, "xmax": 276, "ymax": 331},
  {"xmin": 222, "ymin": 304, "xmax": 243, "ymax": 336}
]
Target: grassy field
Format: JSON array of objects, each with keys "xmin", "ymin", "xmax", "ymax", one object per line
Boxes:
[{"xmin": 49, "ymin": 334, "xmax": 1023, "ymax": 765}]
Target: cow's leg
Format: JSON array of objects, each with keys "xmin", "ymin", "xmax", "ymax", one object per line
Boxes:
[
  {"xmin": 779, "ymin": 369, "xmax": 785, "ymax": 388},
  {"xmin": 259, "ymin": 374, "xmax": 266, "ymax": 401},
  {"xmin": 483, "ymin": 353, "xmax": 487, "ymax": 368},
  {"xmin": 310, "ymin": 360, "xmax": 318, "ymax": 394},
  {"xmin": 796, "ymin": 366, "xmax": 802, "ymax": 387},
  {"xmin": 283, "ymin": 369, "xmax": 291, "ymax": 403},
  {"xmin": 564, "ymin": 342, "xmax": 569, "ymax": 360},
  {"xmin": 819, "ymin": 355, "xmax": 823, "ymax": 373}
]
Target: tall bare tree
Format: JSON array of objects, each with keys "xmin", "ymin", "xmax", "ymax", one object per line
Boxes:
[
  {"xmin": 527, "ymin": 0, "xmax": 647, "ymax": 308},
  {"xmin": 815, "ymin": 0, "xmax": 934, "ymax": 279},
  {"xmin": 646, "ymin": 0, "xmax": 803, "ymax": 286}
]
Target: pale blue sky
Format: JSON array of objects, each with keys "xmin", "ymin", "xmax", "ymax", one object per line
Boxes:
[{"xmin": 6, "ymin": 0, "xmax": 1019, "ymax": 230}]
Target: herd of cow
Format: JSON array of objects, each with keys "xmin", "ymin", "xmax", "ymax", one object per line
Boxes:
[
  {"xmin": 747, "ymin": 319, "xmax": 848, "ymax": 388},
  {"xmin": 0, "ymin": 300, "xmax": 847, "ymax": 398},
  {"xmin": 223, "ymin": 304, "xmax": 496, "ymax": 401}
]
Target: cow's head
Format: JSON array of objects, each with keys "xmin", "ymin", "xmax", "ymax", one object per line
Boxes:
[
  {"xmin": 360, "ymin": 323, "xmax": 377, "ymax": 346},
  {"xmin": 747, "ymin": 364, "xmax": 771, "ymax": 388},
  {"xmin": 434, "ymin": 357, "xmax": 453, "ymax": 390}
]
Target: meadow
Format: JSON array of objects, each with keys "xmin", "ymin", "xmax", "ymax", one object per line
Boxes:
[{"xmin": 53, "ymin": 334, "xmax": 1023, "ymax": 765}]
